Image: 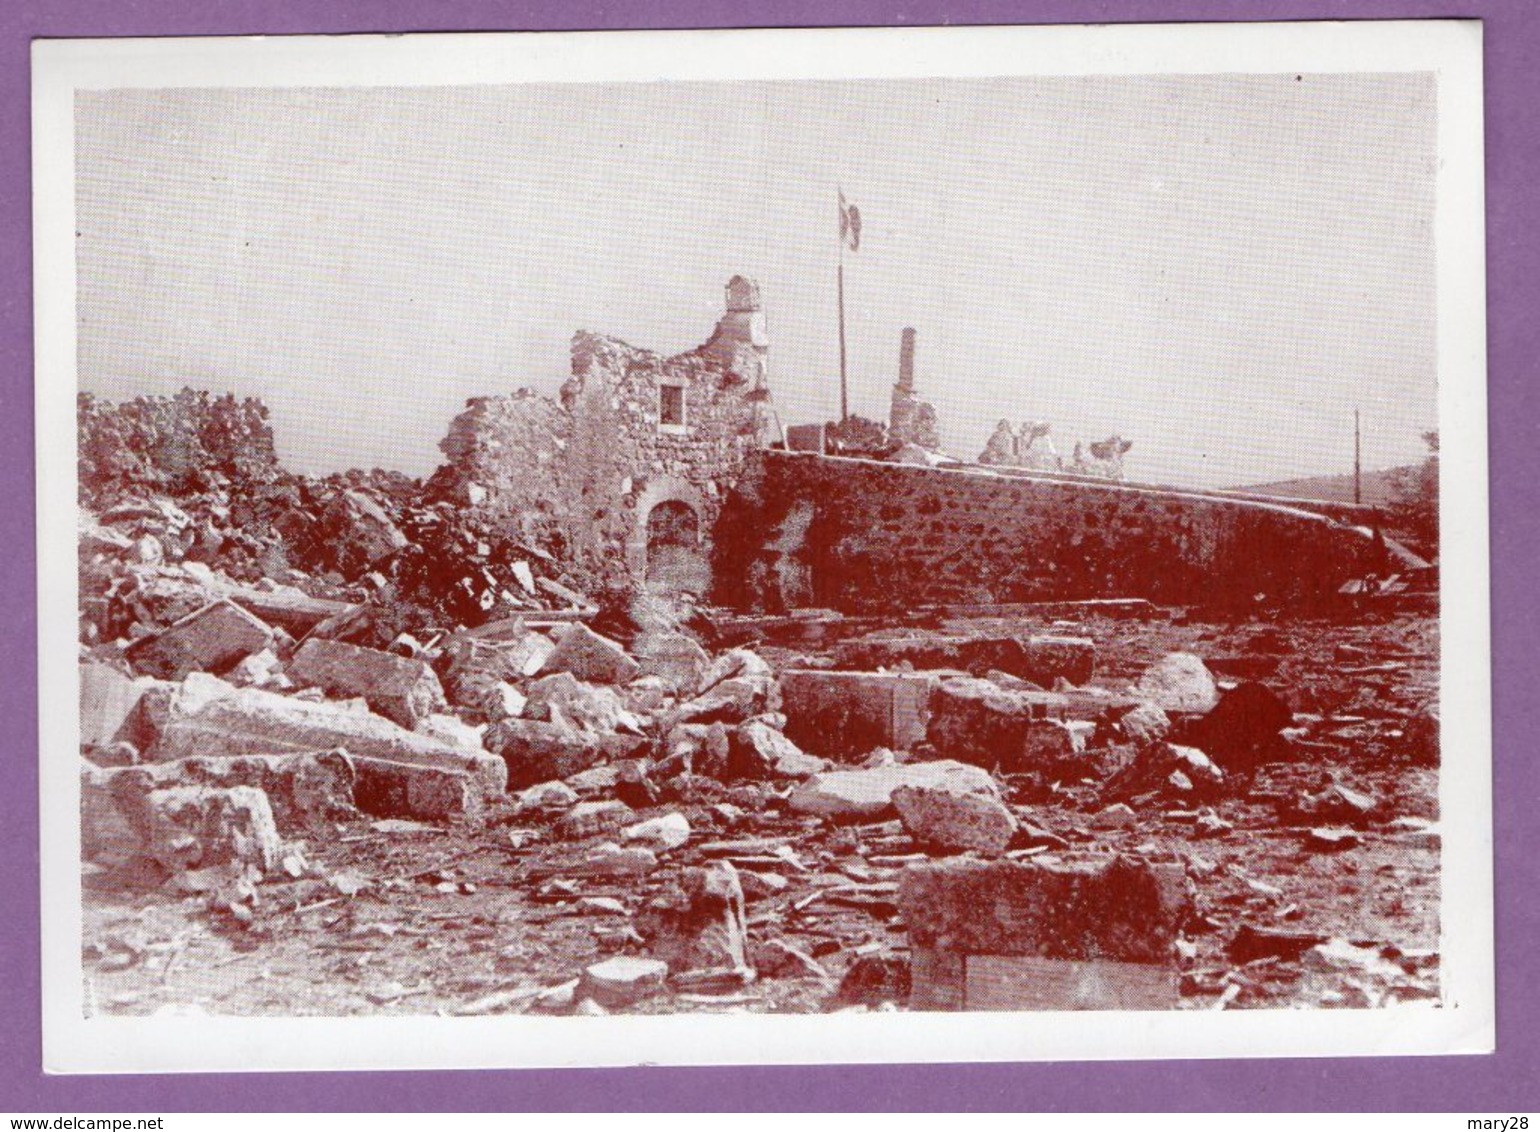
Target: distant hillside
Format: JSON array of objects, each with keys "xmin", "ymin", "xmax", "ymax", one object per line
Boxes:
[{"xmin": 1232, "ymin": 466, "xmax": 1415, "ymax": 508}]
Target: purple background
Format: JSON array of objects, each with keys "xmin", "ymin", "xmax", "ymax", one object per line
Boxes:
[{"xmin": 4, "ymin": 0, "xmax": 1533, "ymax": 1113}]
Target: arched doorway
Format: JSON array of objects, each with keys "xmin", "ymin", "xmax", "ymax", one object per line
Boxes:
[{"xmin": 644, "ymin": 499, "xmax": 710, "ymax": 597}]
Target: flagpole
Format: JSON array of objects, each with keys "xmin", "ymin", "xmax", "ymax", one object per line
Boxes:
[{"xmin": 837, "ymin": 237, "xmax": 849, "ymax": 424}]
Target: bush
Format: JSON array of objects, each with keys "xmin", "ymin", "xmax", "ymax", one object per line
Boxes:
[{"xmin": 1387, "ymin": 430, "xmax": 1438, "ymax": 561}]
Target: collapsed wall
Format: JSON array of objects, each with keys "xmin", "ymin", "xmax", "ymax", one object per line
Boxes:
[
  {"xmin": 711, "ymin": 450, "xmax": 1387, "ymax": 613},
  {"xmin": 430, "ymin": 277, "xmax": 778, "ymax": 596}
]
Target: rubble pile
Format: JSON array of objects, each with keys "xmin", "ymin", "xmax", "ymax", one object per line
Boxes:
[
  {"xmin": 78, "ymin": 393, "xmax": 595, "ymax": 645},
  {"xmin": 79, "ymin": 518, "xmax": 1443, "ymax": 1014}
]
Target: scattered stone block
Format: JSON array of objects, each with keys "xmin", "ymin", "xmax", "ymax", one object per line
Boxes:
[
  {"xmin": 289, "ymin": 638, "xmax": 448, "ymax": 730},
  {"xmin": 323, "ymin": 489, "xmax": 409, "ymax": 574},
  {"xmin": 150, "ymin": 673, "xmax": 506, "ymax": 800},
  {"xmin": 118, "ymin": 784, "xmax": 286, "ymax": 875},
  {"xmin": 555, "ymin": 799, "xmax": 635, "ymax": 840},
  {"xmin": 81, "ymin": 763, "xmax": 143, "ymax": 862},
  {"xmin": 1133, "ymin": 653, "xmax": 1219, "ymax": 714},
  {"xmin": 1228, "ymin": 922, "xmax": 1328, "ymax": 964},
  {"xmin": 124, "ymin": 599, "xmax": 275, "ymax": 680},
  {"xmin": 1116, "ymin": 702, "xmax": 1172, "ymax": 746},
  {"xmin": 79, "ymin": 662, "xmax": 158, "ymax": 749},
  {"xmin": 580, "ymin": 842, "xmax": 659, "ymax": 877},
  {"xmin": 544, "ymin": 623, "xmax": 639, "ymax": 685},
  {"xmin": 835, "ymin": 952, "xmax": 912, "ymax": 1007},
  {"xmin": 1404, "ymin": 704, "xmax": 1440, "ymax": 764},
  {"xmin": 753, "ymin": 938, "xmax": 829, "ymax": 979},
  {"xmin": 664, "ymin": 654, "xmax": 780, "ymax": 730},
  {"xmin": 1295, "ymin": 783, "xmax": 1377, "ymax": 826},
  {"xmin": 1305, "ymin": 826, "xmax": 1361, "ymax": 851},
  {"xmin": 524, "ymin": 672, "xmax": 642, "ymax": 735},
  {"xmin": 927, "ymin": 678, "xmax": 1083, "ymax": 775},
  {"xmin": 98, "ymin": 749, "xmax": 358, "ymax": 833},
  {"xmin": 515, "ymin": 779, "xmax": 581, "ymax": 812},
  {"xmin": 348, "ymin": 756, "xmax": 484, "ymax": 821},
  {"xmin": 902, "ymin": 854, "xmax": 1190, "ymax": 1011},
  {"xmin": 779, "ymin": 669, "xmax": 938, "ymax": 761},
  {"xmin": 834, "ymin": 634, "xmax": 1095, "ymax": 686},
  {"xmin": 580, "ymin": 956, "xmax": 668, "ymax": 1007},
  {"xmin": 637, "ymin": 862, "xmax": 750, "ymax": 977},
  {"xmin": 900, "ymin": 853, "xmax": 1191, "ymax": 963},
  {"xmin": 632, "ymin": 631, "xmax": 712, "ymax": 696},
  {"xmin": 484, "ymin": 716, "xmax": 645, "ymax": 790},
  {"xmin": 892, "ymin": 784, "xmax": 1018, "ymax": 855},
  {"xmin": 961, "ymin": 954, "xmax": 1180, "ymax": 1012},
  {"xmin": 787, "ymin": 760, "xmax": 999, "ymax": 820},
  {"xmin": 729, "ymin": 720, "xmax": 828, "ymax": 780},
  {"xmin": 623, "ymin": 811, "xmax": 692, "ymax": 852},
  {"xmin": 1105, "ymin": 742, "xmax": 1224, "ymax": 802},
  {"xmin": 1185, "ymin": 681, "xmax": 1293, "ymax": 772}
]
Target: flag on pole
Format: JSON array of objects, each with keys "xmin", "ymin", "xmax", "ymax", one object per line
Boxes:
[{"xmin": 839, "ymin": 190, "xmax": 862, "ymax": 252}]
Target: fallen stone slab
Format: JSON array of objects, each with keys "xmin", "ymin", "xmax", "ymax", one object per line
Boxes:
[
  {"xmin": 729, "ymin": 720, "xmax": 828, "ymax": 780},
  {"xmin": 662, "ymin": 654, "xmax": 780, "ymax": 730},
  {"xmin": 95, "ymin": 750, "xmax": 358, "ymax": 833},
  {"xmin": 655, "ymin": 723, "xmax": 732, "ymax": 780},
  {"xmin": 80, "ymin": 662, "xmax": 164, "ymax": 750},
  {"xmin": 116, "ymin": 784, "xmax": 286, "ymax": 875},
  {"xmin": 779, "ymin": 669, "xmax": 938, "ymax": 760},
  {"xmin": 1404, "ymin": 703, "xmax": 1440, "ymax": 764},
  {"xmin": 753, "ymin": 938, "xmax": 829, "ymax": 980},
  {"xmin": 149, "ymin": 673, "xmax": 506, "ymax": 799},
  {"xmin": 348, "ymin": 756, "xmax": 486, "ymax": 821},
  {"xmin": 289, "ymin": 638, "xmax": 448, "ymax": 730},
  {"xmin": 544, "ymin": 623, "xmax": 640, "ymax": 685},
  {"xmin": 833, "ymin": 634, "xmax": 1095, "ymax": 687},
  {"xmin": 99, "ymin": 746, "xmax": 483, "ymax": 825},
  {"xmin": 515, "ymin": 779, "xmax": 581, "ymax": 812},
  {"xmin": 580, "ymin": 956, "xmax": 669, "ymax": 1007},
  {"xmin": 1133, "ymin": 653, "xmax": 1220, "ymax": 714},
  {"xmin": 901, "ymin": 854, "xmax": 1191, "ymax": 1009},
  {"xmin": 926, "ymin": 678, "xmax": 1084, "ymax": 776},
  {"xmin": 81, "ymin": 762, "xmax": 145, "ymax": 862},
  {"xmin": 124, "ymin": 599, "xmax": 275, "ymax": 680},
  {"xmin": 484, "ymin": 717, "xmax": 647, "ymax": 791},
  {"xmin": 787, "ymin": 760, "xmax": 999, "ymax": 820},
  {"xmin": 892, "ymin": 784, "xmax": 1018, "ymax": 856},
  {"xmin": 324, "ymin": 489, "xmax": 409, "ymax": 574}
]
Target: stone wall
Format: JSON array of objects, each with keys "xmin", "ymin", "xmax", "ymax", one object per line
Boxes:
[{"xmin": 711, "ymin": 451, "xmax": 1387, "ymax": 613}]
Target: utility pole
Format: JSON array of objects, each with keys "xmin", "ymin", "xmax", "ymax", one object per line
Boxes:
[{"xmin": 1354, "ymin": 408, "xmax": 1362, "ymax": 505}]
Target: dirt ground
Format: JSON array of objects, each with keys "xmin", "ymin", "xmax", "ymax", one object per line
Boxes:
[{"xmin": 81, "ymin": 606, "xmax": 1441, "ymax": 1017}]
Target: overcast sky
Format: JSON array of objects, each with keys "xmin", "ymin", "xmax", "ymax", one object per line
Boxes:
[{"xmin": 75, "ymin": 72, "xmax": 1437, "ymax": 488}]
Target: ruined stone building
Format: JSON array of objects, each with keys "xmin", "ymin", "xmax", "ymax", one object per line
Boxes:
[
  {"xmin": 434, "ymin": 276, "xmax": 1388, "ymax": 616},
  {"xmin": 432, "ymin": 276, "xmax": 781, "ymax": 598}
]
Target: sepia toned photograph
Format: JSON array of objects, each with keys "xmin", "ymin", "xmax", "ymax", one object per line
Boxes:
[{"xmin": 34, "ymin": 21, "xmax": 1490, "ymax": 1071}]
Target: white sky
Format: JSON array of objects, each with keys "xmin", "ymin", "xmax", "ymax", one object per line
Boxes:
[{"xmin": 75, "ymin": 72, "xmax": 1437, "ymax": 488}]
